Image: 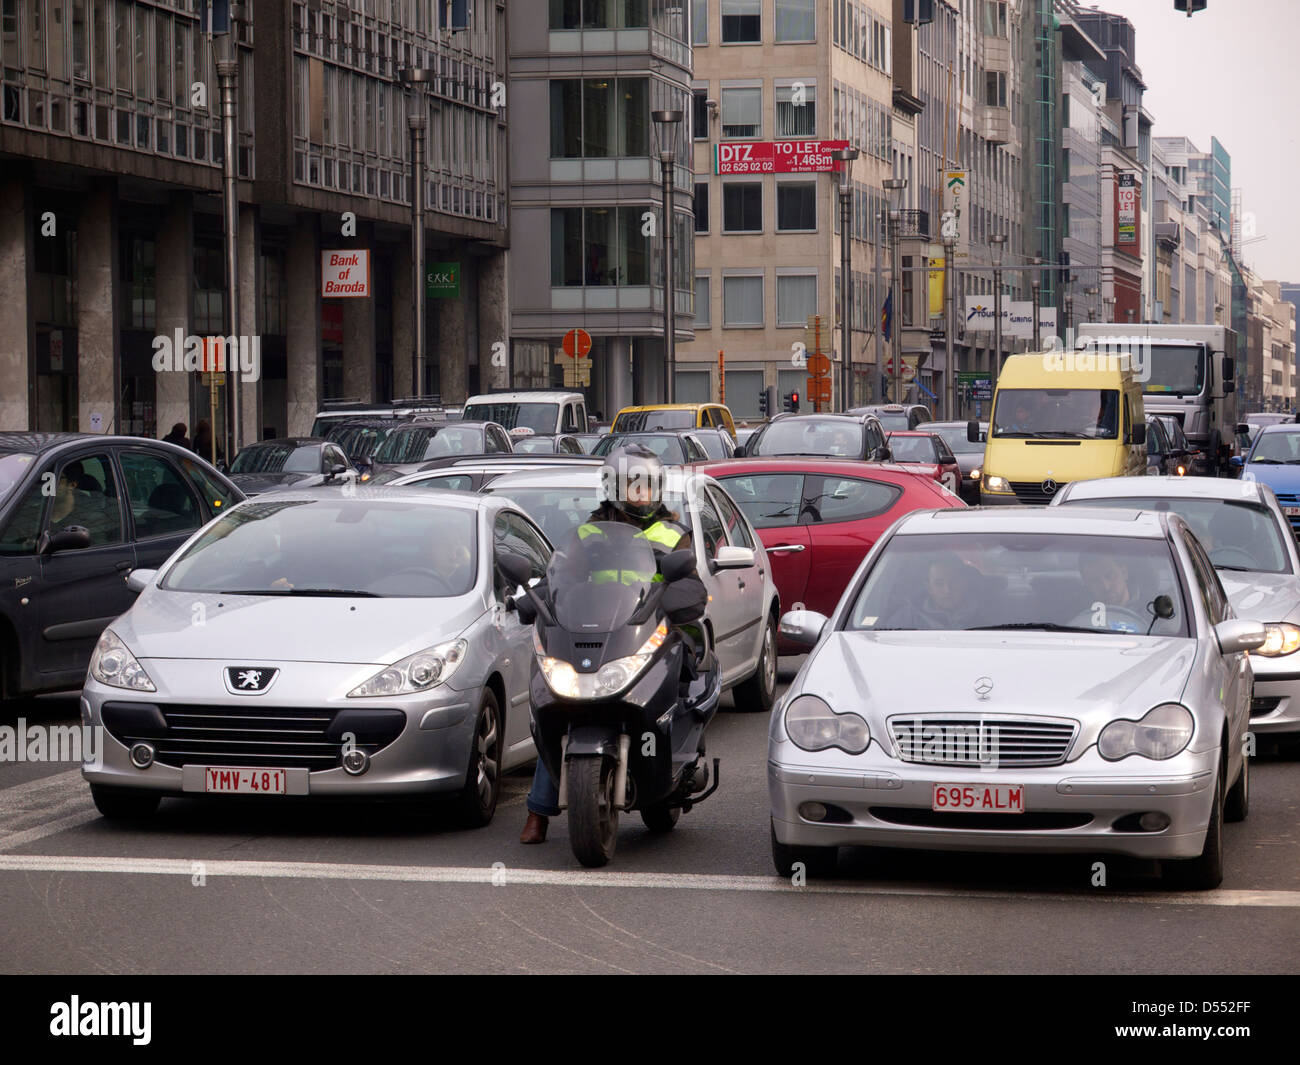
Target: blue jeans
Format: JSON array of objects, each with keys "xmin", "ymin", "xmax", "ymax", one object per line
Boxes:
[{"xmin": 526, "ymin": 756, "xmax": 560, "ymax": 818}]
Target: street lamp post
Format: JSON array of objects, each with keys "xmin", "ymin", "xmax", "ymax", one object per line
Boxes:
[
  {"xmin": 1085, "ymin": 285, "xmax": 1099, "ymax": 324},
  {"xmin": 833, "ymin": 148, "xmax": 859, "ymax": 410},
  {"xmin": 1029, "ymin": 258, "xmax": 1043, "ymax": 351},
  {"xmin": 400, "ymin": 68, "xmax": 434, "ymax": 398},
  {"xmin": 211, "ymin": 5, "xmax": 242, "ymax": 462},
  {"xmin": 990, "ymin": 234, "xmax": 1007, "ymax": 381},
  {"xmin": 883, "ymin": 178, "xmax": 907, "ymax": 404},
  {"xmin": 652, "ymin": 109, "xmax": 683, "ymax": 404},
  {"xmin": 943, "ymin": 231, "xmax": 956, "ymax": 420},
  {"xmin": 1064, "ymin": 293, "xmax": 1074, "ymax": 336}
]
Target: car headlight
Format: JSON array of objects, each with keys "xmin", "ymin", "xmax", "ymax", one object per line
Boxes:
[
  {"xmin": 348, "ymin": 638, "xmax": 468, "ymax": 697},
  {"xmin": 537, "ymin": 622, "xmax": 667, "ymax": 700},
  {"xmin": 1097, "ymin": 703, "xmax": 1194, "ymax": 761},
  {"xmin": 1256, "ymin": 622, "xmax": 1300, "ymax": 657},
  {"xmin": 970, "ymin": 466, "xmax": 982, "ymax": 480},
  {"xmin": 89, "ymin": 629, "xmax": 156, "ymax": 692},
  {"xmin": 783, "ymin": 694, "xmax": 870, "ymax": 755},
  {"xmin": 983, "ymin": 474, "xmax": 1011, "ymax": 493}
]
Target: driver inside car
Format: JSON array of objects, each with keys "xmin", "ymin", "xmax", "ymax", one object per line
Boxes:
[{"xmin": 1078, "ymin": 550, "xmax": 1145, "ymax": 631}]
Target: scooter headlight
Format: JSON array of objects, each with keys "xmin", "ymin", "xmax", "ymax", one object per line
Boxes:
[{"xmin": 538, "ymin": 622, "xmax": 667, "ymax": 700}]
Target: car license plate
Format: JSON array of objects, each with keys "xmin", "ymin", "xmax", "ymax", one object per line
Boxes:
[
  {"xmin": 932, "ymin": 783, "xmax": 1024, "ymax": 813},
  {"xmin": 204, "ymin": 767, "xmax": 288, "ymax": 795},
  {"xmin": 1285, "ymin": 507, "xmax": 1300, "ymax": 517}
]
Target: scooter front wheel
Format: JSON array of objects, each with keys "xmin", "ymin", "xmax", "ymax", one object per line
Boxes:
[{"xmin": 568, "ymin": 754, "xmax": 619, "ymax": 867}]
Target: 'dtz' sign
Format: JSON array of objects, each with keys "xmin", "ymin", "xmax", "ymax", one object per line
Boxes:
[
  {"xmin": 322, "ymin": 249, "xmax": 371, "ymax": 298},
  {"xmin": 715, "ymin": 140, "xmax": 850, "ymax": 175}
]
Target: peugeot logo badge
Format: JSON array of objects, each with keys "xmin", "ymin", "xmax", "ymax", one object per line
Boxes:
[
  {"xmin": 1041, "ymin": 477, "xmax": 1058, "ymax": 495},
  {"xmin": 224, "ymin": 666, "xmax": 279, "ymax": 695},
  {"xmin": 974, "ymin": 676, "xmax": 994, "ymax": 700}
]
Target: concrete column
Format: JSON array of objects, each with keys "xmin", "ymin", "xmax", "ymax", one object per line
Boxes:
[
  {"xmin": 391, "ymin": 241, "xmax": 413, "ymax": 399},
  {"xmin": 437, "ymin": 275, "xmax": 468, "ymax": 403},
  {"xmin": 77, "ymin": 183, "xmax": 119, "ymax": 435},
  {"xmin": 0, "ymin": 177, "xmax": 33, "ymax": 430},
  {"xmin": 285, "ymin": 216, "xmax": 320, "ymax": 437},
  {"xmin": 238, "ymin": 204, "xmax": 261, "ymax": 445},
  {"xmin": 154, "ymin": 193, "xmax": 192, "ymax": 440},
  {"xmin": 604, "ymin": 336, "xmax": 632, "ymax": 420},
  {"xmin": 476, "ymin": 250, "xmax": 508, "ymax": 392},
  {"xmin": 341, "ymin": 222, "xmax": 375, "ymax": 402}
]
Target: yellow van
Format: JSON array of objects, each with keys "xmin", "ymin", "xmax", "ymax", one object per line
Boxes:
[
  {"xmin": 611, "ymin": 403, "xmax": 737, "ymax": 440},
  {"xmin": 973, "ymin": 350, "xmax": 1147, "ymax": 505}
]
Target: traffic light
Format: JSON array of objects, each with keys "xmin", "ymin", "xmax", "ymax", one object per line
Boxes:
[
  {"xmin": 1174, "ymin": 0, "xmax": 1207, "ymax": 13},
  {"xmin": 783, "ymin": 391, "xmax": 800, "ymax": 413},
  {"xmin": 759, "ymin": 389, "xmax": 769, "ymax": 416}
]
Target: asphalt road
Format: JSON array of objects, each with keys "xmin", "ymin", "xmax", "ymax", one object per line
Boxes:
[{"xmin": 2, "ymin": 673, "xmax": 1298, "ymax": 975}]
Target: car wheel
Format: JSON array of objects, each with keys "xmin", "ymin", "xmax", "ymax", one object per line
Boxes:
[
  {"xmin": 640, "ymin": 801, "xmax": 680, "ymax": 832},
  {"xmin": 770, "ymin": 820, "xmax": 837, "ymax": 879},
  {"xmin": 1224, "ymin": 748, "xmax": 1249, "ymax": 823},
  {"xmin": 1163, "ymin": 762, "xmax": 1224, "ymax": 891},
  {"xmin": 732, "ymin": 612, "xmax": 777, "ymax": 713},
  {"xmin": 90, "ymin": 785, "xmax": 160, "ymax": 821},
  {"xmin": 453, "ymin": 689, "xmax": 502, "ymax": 828}
]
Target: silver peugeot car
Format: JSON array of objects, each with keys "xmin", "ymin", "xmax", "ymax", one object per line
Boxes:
[
  {"xmin": 771, "ymin": 506, "xmax": 1264, "ymax": 890},
  {"xmin": 81, "ymin": 487, "xmax": 549, "ymax": 826},
  {"xmin": 1054, "ymin": 476, "xmax": 1300, "ymax": 740}
]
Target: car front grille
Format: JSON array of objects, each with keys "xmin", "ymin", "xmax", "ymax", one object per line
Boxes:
[
  {"xmin": 101, "ymin": 702, "xmax": 407, "ymax": 771},
  {"xmin": 887, "ymin": 715, "xmax": 1079, "ymax": 768},
  {"xmin": 1009, "ymin": 480, "xmax": 1067, "ymax": 505},
  {"xmin": 869, "ymin": 807, "xmax": 1092, "ymax": 831}
]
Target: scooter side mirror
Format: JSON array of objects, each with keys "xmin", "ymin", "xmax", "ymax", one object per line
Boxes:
[
  {"xmin": 497, "ymin": 552, "xmax": 533, "ymax": 588},
  {"xmin": 659, "ymin": 548, "xmax": 696, "ymax": 584}
]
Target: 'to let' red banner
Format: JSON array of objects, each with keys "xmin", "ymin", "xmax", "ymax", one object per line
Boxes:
[{"xmin": 715, "ymin": 140, "xmax": 851, "ymax": 175}]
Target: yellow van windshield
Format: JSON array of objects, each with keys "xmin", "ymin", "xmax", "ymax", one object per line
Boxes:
[{"xmin": 991, "ymin": 389, "xmax": 1119, "ymax": 440}]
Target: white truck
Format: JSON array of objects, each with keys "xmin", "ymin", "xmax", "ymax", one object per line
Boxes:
[
  {"xmin": 1075, "ymin": 323, "xmax": 1239, "ymax": 475},
  {"xmin": 461, "ymin": 391, "xmax": 590, "ymax": 439}
]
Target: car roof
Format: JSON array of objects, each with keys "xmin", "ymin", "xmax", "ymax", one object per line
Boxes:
[
  {"xmin": 886, "ymin": 430, "xmax": 937, "ymax": 437},
  {"xmin": 1258, "ymin": 422, "xmax": 1300, "ymax": 435},
  {"xmin": 618, "ymin": 403, "xmax": 722, "ymax": 412},
  {"xmin": 464, "ymin": 392, "xmax": 582, "ymax": 404},
  {"xmin": 688, "ymin": 457, "xmax": 944, "ymax": 482},
  {"xmin": 230, "ymin": 483, "xmax": 514, "ymax": 513},
  {"xmin": 895, "ymin": 505, "xmax": 1170, "ymax": 538},
  {"xmin": 242, "ymin": 437, "xmax": 326, "ymax": 449},
  {"xmin": 0, "ymin": 432, "xmax": 215, "ymax": 458},
  {"xmin": 1061, "ymin": 476, "xmax": 1269, "ymax": 503},
  {"xmin": 484, "ymin": 465, "xmax": 720, "ymax": 492}
]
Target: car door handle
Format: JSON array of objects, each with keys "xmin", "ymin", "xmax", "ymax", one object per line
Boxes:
[
  {"xmin": 767, "ymin": 544, "xmax": 806, "ymax": 554},
  {"xmin": 115, "ymin": 561, "xmax": 133, "ymax": 572},
  {"xmin": 737, "ymin": 579, "xmax": 746, "ymax": 590}
]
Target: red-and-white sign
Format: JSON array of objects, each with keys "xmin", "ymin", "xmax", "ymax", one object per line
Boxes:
[
  {"xmin": 322, "ymin": 249, "xmax": 371, "ymax": 298},
  {"xmin": 562, "ymin": 328, "xmax": 592, "ymax": 359},
  {"xmin": 715, "ymin": 140, "xmax": 851, "ymax": 175}
]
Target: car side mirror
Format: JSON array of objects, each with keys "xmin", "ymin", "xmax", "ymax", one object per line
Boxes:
[
  {"xmin": 1215, "ymin": 619, "xmax": 1266, "ymax": 655},
  {"xmin": 39, "ymin": 527, "xmax": 91, "ymax": 555},
  {"xmin": 126, "ymin": 568, "xmax": 157, "ymax": 594},
  {"xmin": 713, "ymin": 546, "xmax": 755, "ymax": 569},
  {"xmin": 325, "ymin": 463, "xmax": 348, "ymax": 481},
  {"xmin": 732, "ymin": 443, "xmax": 747, "ymax": 458},
  {"xmin": 1234, "ymin": 423, "xmax": 1250, "ymax": 436},
  {"xmin": 872, "ymin": 446, "xmax": 891, "ymax": 462},
  {"xmin": 659, "ymin": 548, "xmax": 696, "ymax": 583},
  {"xmin": 1228, "ymin": 455, "xmax": 1244, "ymax": 469},
  {"xmin": 1130, "ymin": 423, "xmax": 1147, "ymax": 447},
  {"xmin": 779, "ymin": 609, "xmax": 829, "ymax": 648},
  {"xmin": 1222, "ymin": 356, "xmax": 1235, "ymax": 385},
  {"xmin": 496, "ymin": 551, "xmax": 533, "ymax": 589}
]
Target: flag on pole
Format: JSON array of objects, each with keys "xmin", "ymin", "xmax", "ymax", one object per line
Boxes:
[{"xmin": 881, "ymin": 291, "xmax": 893, "ymax": 342}]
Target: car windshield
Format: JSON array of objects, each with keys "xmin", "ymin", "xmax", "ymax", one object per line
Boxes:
[
  {"xmin": 513, "ymin": 437, "xmax": 557, "ymax": 454},
  {"xmin": 546, "ymin": 522, "xmax": 661, "ymax": 632},
  {"xmin": 326, "ymin": 424, "xmax": 391, "ymax": 461},
  {"xmin": 872, "ymin": 413, "xmax": 910, "ymax": 431},
  {"xmin": 374, "ymin": 425, "xmax": 486, "ymax": 463},
  {"xmin": 1156, "ymin": 419, "xmax": 1189, "ymax": 450},
  {"xmin": 889, "ymin": 436, "xmax": 938, "ymax": 463},
  {"xmin": 486, "ymin": 486, "xmax": 603, "ymax": 545},
  {"xmin": 1138, "ymin": 344, "xmax": 1207, "ymax": 397},
  {"xmin": 614, "ymin": 410, "xmax": 697, "ymax": 431},
  {"xmin": 1250, "ymin": 432, "xmax": 1300, "ymax": 464},
  {"xmin": 0, "ymin": 452, "xmax": 37, "ymax": 504},
  {"xmin": 846, "ymin": 532, "xmax": 1188, "ymax": 636},
  {"xmin": 930, "ymin": 424, "xmax": 984, "ymax": 454},
  {"xmin": 1061, "ymin": 497, "xmax": 1291, "ymax": 574},
  {"xmin": 591, "ymin": 434, "xmax": 684, "ymax": 463},
  {"xmin": 463, "ymin": 402, "xmax": 558, "ymax": 434},
  {"xmin": 694, "ymin": 433, "xmax": 729, "ymax": 460},
  {"xmin": 230, "ymin": 444, "xmax": 318, "ymax": 474},
  {"xmin": 992, "ymin": 389, "xmax": 1119, "ymax": 439},
  {"xmin": 161, "ymin": 498, "xmax": 479, "ymax": 597},
  {"xmin": 752, "ymin": 419, "xmax": 864, "ymax": 458}
]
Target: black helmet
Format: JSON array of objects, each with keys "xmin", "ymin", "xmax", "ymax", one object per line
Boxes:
[{"xmin": 600, "ymin": 444, "xmax": 665, "ymax": 521}]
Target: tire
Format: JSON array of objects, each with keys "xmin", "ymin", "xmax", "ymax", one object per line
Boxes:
[
  {"xmin": 568, "ymin": 754, "xmax": 619, "ymax": 867},
  {"xmin": 770, "ymin": 819, "xmax": 837, "ymax": 879},
  {"xmin": 1224, "ymin": 748, "xmax": 1249, "ymax": 823},
  {"xmin": 732, "ymin": 613, "xmax": 777, "ymax": 713},
  {"xmin": 453, "ymin": 690, "xmax": 502, "ymax": 828},
  {"xmin": 1164, "ymin": 762, "xmax": 1224, "ymax": 891},
  {"xmin": 90, "ymin": 786, "xmax": 160, "ymax": 821},
  {"xmin": 640, "ymin": 801, "xmax": 680, "ymax": 832}
]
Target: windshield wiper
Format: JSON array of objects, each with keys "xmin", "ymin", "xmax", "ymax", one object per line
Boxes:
[
  {"xmin": 1213, "ymin": 564, "xmax": 1254, "ymax": 572},
  {"xmin": 253, "ymin": 587, "xmax": 380, "ymax": 597},
  {"xmin": 966, "ymin": 622, "xmax": 1109, "ymax": 634},
  {"xmin": 1251, "ymin": 458, "xmax": 1282, "ymax": 464}
]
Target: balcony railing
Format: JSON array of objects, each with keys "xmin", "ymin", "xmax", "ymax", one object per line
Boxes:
[{"xmin": 893, "ymin": 209, "xmax": 930, "ymax": 239}]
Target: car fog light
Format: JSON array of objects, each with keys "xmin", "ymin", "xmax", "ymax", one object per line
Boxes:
[
  {"xmin": 342, "ymin": 748, "xmax": 370, "ymax": 775},
  {"xmin": 799, "ymin": 802, "xmax": 829, "ymax": 822},
  {"xmin": 129, "ymin": 742, "xmax": 155, "ymax": 769},
  {"xmin": 1139, "ymin": 811, "xmax": 1171, "ymax": 832}
]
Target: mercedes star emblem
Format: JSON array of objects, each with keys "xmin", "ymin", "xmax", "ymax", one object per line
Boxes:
[
  {"xmin": 974, "ymin": 676, "xmax": 994, "ymax": 699},
  {"xmin": 1041, "ymin": 477, "xmax": 1057, "ymax": 495}
]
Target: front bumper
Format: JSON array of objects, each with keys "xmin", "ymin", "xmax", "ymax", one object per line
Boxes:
[
  {"xmin": 769, "ymin": 746, "xmax": 1218, "ymax": 859},
  {"xmin": 1247, "ymin": 663, "xmax": 1300, "ymax": 736},
  {"xmin": 977, "ymin": 492, "xmax": 1022, "ymax": 506}
]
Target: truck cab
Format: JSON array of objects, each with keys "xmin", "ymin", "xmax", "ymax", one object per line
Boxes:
[{"xmin": 462, "ymin": 391, "xmax": 589, "ymax": 441}]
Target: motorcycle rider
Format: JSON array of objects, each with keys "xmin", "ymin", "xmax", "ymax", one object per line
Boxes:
[{"xmin": 520, "ymin": 445, "xmax": 708, "ymax": 844}]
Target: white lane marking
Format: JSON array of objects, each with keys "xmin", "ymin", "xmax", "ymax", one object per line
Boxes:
[
  {"xmin": 0, "ymin": 769, "xmax": 100, "ymax": 852},
  {"xmin": 0, "ymin": 854, "xmax": 1297, "ymax": 907},
  {"xmin": 0, "ymin": 768, "xmax": 84, "ymax": 805},
  {"xmin": 0, "ymin": 812, "xmax": 101, "ymax": 853}
]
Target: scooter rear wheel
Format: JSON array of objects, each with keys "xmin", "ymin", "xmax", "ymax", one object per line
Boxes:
[
  {"xmin": 640, "ymin": 801, "xmax": 681, "ymax": 832},
  {"xmin": 568, "ymin": 754, "xmax": 619, "ymax": 867}
]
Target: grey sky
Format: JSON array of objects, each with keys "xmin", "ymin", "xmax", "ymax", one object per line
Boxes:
[{"xmin": 1104, "ymin": 0, "xmax": 1299, "ymax": 281}]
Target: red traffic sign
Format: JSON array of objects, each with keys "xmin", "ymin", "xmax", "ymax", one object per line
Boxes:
[
  {"xmin": 562, "ymin": 328, "xmax": 592, "ymax": 359},
  {"xmin": 806, "ymin": 353, "xmax": 831, "ymax": 377},
  {"xmin": 807, "ymin": 377, "xmax": 833, "ymax": 405}
]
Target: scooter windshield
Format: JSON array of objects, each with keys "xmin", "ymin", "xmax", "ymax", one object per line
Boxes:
[{"xmin": 547, "ymin": 522, "xmax": 661, "ymax": 634}]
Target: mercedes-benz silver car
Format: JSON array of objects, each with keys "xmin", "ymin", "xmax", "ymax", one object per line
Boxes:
[
  {"xmin": 81, "ymin": 487, "xmax": 550, "ymax": 826},
  {"xmin": 1054, "ymin": 476, "xmax": 1300, "ymax": 739},
  {"xmin": 771, "ymin": 507, "xmax": 1264, "ymax": 890}
]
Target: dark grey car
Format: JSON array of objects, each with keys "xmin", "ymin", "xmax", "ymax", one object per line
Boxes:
[{"xmin": 227, "ymin": 438, "xmax": 357, "ymax": 496}]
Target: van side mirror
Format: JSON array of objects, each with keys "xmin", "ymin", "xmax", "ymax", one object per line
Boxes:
[
  {"xmin": 1130, "ymin": 423, "xmax": 1147, "ymax": 447},
  {"xmin": 1222, "ymin": 357, "xmax": 1235, "ymax": 385},
  {"xmin": 966, "ymin": 419, "xmax": 981, "ymax": 444},
  {"xmin": 732, "ymin": 443, "xmax": 747, "ymax": 458}
]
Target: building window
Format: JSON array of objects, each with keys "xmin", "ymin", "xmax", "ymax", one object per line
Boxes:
[
  {"xmin": 984, "ymin": 72, "xmax": 1007, "ymax": 109},
  {"xmin": 695, "ymin": 274, "xmax": 711, "ymax": 328},
  {"xmin": 693, "ymin": 88, "xmax": 709, "ymax": 140},
  {"xmin": 777, "ymin": 273, "xmax": 817, "ymax": 326},
  {"xmin": 776, "ymin": 83, "xmax": 815, "ymax": 137},
  {"xmin": 983, "ymin": 1, "xmax": 1008, "ymax": 38},
  {"xmin": 550, "ymin": 77, "xmax": 649, "ymax": 158},
  {"xmin": 692, "ymin": 0, "xmax": 708, "ymax": 43},
  {"xmin": 723, "ymin": 274, "xmax": 763, "ymax": 326},
  {"xmin": 776, "ymin": 181, "xmax": 816, "ymax": 231},
  {"xmin": 721, "ymin": 0, "xmax": 759, "ymax": 43},
  {"xmin": 549, "ymin": 0, "xmax": 651, "ymax": 29},
  {"xmin": 720, "ymin": 86, "xmax": 760, "ymax": 138},
  {"xmin": 550, "ymin": 206, "xmax": 651, "ymax": 288},
  {"xmin": 901, "ymin": 256, "xmax": 913, "ymax": 327},
  {"xmin": 124, "ymin": 237, "xmax": 156, "ymax": 330},
  {"xmin": 723, "ymin": 181, "xmax": 762, "ymax": 232},
  {"xmin": 694, "ymin": 181, "xmax": 709, "ymax": 233},
  {"xmin": 775, "ymin": 0, "xmax": 815, "ymax": 42}
]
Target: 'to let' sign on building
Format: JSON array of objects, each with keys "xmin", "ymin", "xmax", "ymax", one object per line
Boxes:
[
  {"xmin": 322, "ymin": 250, "xmax": 372, "ymax": 298},
  {"xmin": 714, "ymin": 140, "xmax": 851, "ymax": 175}
]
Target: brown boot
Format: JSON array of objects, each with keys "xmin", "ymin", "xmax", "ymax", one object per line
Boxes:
[{"xmin": 520, "ymin": 812, "xmax": 548, "ymax": 844}]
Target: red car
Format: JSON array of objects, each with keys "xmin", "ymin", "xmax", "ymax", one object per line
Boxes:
[
  {"xmin": 886, "ymin": 431, "xmax": 963, "ymax": 496},
  {"xmin": 691, "ymin": 459, "xmax": 966, "ymax": 652}
]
